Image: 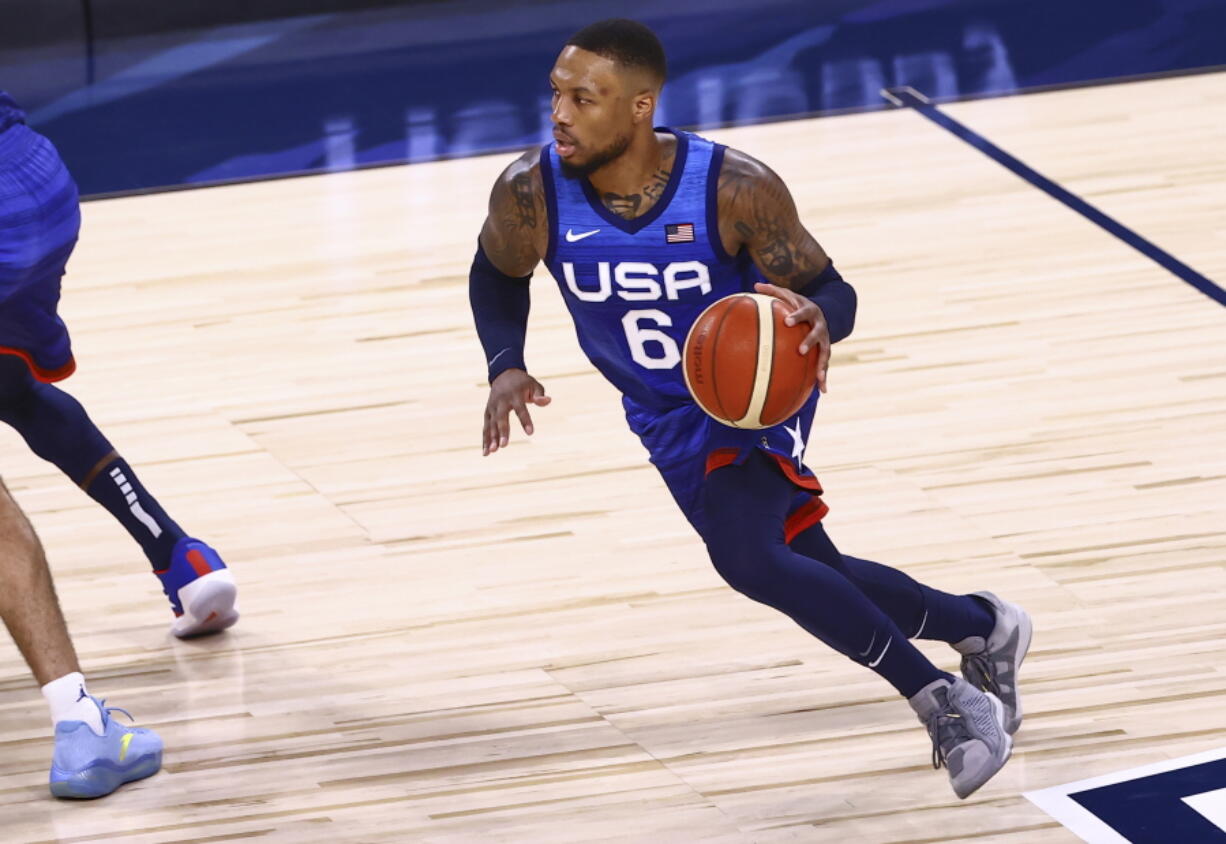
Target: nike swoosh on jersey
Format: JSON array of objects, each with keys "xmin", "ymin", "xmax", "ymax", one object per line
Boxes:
[{"xmin": 565, "ymin": 228, "xmax": 600, "ymax": 242}]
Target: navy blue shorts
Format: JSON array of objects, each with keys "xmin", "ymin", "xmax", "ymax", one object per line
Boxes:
[
  {"xmin": 0, "ymin": 123, "xmax": 80, "ymax": 382},
  {"xmin": 623, "ymin": 390, "xmax": 829, "ymax": 539}
]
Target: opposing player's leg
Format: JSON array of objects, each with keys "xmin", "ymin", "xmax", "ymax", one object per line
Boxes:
[
  {"xmin": 0, "ymin": 478, "xmax": 80, "ymax": 688},
  {"xmin": 790, "ymin": 523, "xmax": 1032, "ymax": 734},
  {"xmin": 0, "ymin": 124, "xmax": 236, "ymax": 637},
  {"xmin": 0, "ymin": 351, "xmax": 237, "ymax": 637},
  {"xmin": 702, "ymin": 452, "xmax": 1011, "ymax": 798},
  {"xmin": 0, "ymin": 476, "xmax": 162, "ymax": 798}
]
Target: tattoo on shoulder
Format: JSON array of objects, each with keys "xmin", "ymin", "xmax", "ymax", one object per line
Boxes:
[
  {"xmin": 509, "ymin": 170, "xmax": 537, "ymax": 230},
  {"xmin": 484, "ymin": 154, "xmax": 545, "ymax": 273}
]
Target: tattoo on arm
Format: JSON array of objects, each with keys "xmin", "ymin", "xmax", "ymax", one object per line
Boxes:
[
  {"xmin": 508, "ymin": 171, "xmax": 537, "ymax": 230},
  {"xmin": 481, "ymin": 152, "xmax": 545, "ymax": 276},
  {"xmin": 719, "ymin": 151, "xmax": 828, "ymax": 289}
]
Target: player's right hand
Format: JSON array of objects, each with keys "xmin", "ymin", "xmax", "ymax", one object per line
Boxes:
[{"xmin": 483, "ymin": 369, "xmax": 551, "ymax": 456}]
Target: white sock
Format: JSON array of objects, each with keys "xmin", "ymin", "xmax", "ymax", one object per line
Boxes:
[{"xmin": 41, "ymin": 672, "xmax": 104, "ymax": 736}]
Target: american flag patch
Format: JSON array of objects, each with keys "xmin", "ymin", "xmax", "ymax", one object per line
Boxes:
[{"xmin": 665, "ymin": 222, "xmax": 695, "ymax": 243}]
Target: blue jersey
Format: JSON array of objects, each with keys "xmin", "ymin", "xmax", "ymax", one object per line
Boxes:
[
  {"xmin": 538, "ymin": 129, "xmax": 827, "ymax": 538},
  {"xmin": 0, "ymin": 90, "xmax": 26, "ymax": 134},
  {"xmin": 539, "ymin": 128, "xmax": 758, "ymax": 414}
]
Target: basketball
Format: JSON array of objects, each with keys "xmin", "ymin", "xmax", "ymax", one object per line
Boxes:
[{"xmin": 683, "ymin": 292, "xmax": 819, "ymax": 429}]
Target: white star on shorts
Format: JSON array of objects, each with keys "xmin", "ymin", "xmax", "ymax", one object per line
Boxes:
[{"xmin": 786, "ymin": 418, "xmax": 805, "ymax": 468}]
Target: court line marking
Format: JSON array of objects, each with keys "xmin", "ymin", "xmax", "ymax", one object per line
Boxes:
[
  {"xmin": 1023, "ymin": 745, "xmax": 1226, "ymax": 843},
  {"xmin": 882, "ymin": 86, "xmax": 1226, "ymax": 308}
]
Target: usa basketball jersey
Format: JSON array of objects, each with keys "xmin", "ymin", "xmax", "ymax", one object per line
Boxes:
[
  {"xmin": 0, "ymin": 90, "xmax": 25, "ymax": 134},
  {"xmin": 538, "ymin": 128, "xmax": 827, "ymax": 538},
  {"xmin": 539, "ymin": 128, "xmax": 759, "ymax": 414}
]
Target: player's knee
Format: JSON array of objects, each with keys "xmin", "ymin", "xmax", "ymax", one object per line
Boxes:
[
  {"xmin": 0, "ymin": 365, "xmax": 111, "ymax": 476},
  {"xmin": 705, "ymin": 545, "xmax": 753, "ymax": 598},
  {"xmin": 0, "ymin": 484, "xmax": 41, "ymax": 552},
  {"xmin": 0, "ymin": 357, "xmax": 38, "ymax": 412},
  {"xmin": 703, "ymin": 470, "xmax": 773, "ymax": 596},
  {"xmin": 702, "ymin": 519, "xmax": 781, "ymax": 600}
]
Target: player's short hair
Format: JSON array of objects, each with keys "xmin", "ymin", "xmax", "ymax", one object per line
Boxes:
[{"xmin": 566, "ymin": 19, "xmax": 667, "ymax": 88}]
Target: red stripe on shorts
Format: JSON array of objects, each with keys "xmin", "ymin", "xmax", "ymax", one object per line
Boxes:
[
  {"xmin": 0, "ymin": 346, "xmax": 75, "ymax": 382},
  {"xmin": 784, "ymin": 496, "xmax": 830, "ymax": 543}
]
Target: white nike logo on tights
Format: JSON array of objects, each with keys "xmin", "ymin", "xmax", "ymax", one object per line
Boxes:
[{"xmin": 868, "ymin": 636, "xmax": 893, "ymax": 668}]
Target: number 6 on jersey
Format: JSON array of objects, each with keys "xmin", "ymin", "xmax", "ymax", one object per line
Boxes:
[{"xmin": 622, "ymin": 309, "xmax": 681, "ymax": 369}]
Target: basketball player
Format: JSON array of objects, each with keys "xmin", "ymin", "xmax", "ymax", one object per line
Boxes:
[
  {"xmin": 0, "ymin": 90, "xmax": 237, "ymax": 638},
  {"xmin": 469, "ymin": 20, "xmax": 1033, "ymax": 798},
  {"xmin": 0, "ymin": 475, "xmax": 162, "ymax": 797}
]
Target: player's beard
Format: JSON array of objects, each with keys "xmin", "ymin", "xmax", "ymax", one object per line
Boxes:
[{"xmin": 558, "ymin": 130, "xmax": 633, "ymax": 179}]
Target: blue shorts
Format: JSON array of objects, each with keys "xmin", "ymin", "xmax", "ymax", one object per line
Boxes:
[
  {"xmin": 623, "ymin": 390, "xmax": 829, "ymax": 539},
  {"xmin": 0, "ymin": 123, "xmax": 80, "ymax": 382}
]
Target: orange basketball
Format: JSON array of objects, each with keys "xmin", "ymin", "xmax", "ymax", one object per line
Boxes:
[{"xmin": 683, "ymin": 293, "xmax": 819, "ymax": 429}]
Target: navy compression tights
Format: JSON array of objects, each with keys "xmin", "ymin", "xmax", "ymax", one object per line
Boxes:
[
  {"xmin": 0, "ymin": 355, "xmax": 184, "ymax": 567},
  {"xmin": 701, "ymin": 451, "xmax": 993, "ymax": 698}
]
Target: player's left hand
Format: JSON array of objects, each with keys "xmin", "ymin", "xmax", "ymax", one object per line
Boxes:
[{"xmin": 753, "ymin": 281, "xmax": 831, "ymax": 393}]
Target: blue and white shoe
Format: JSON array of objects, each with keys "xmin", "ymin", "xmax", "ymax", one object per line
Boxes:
[
  {"xmin": 49, "ymin": 698, "xmax": 163, "ymax": 799},
  {"xmin": 156, "ymin": 537, "xmax": 239, "ymax": 638}
]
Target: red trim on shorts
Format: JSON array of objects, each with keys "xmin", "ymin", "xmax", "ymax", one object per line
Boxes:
[
  {"xmin": 0, "ymin": 346, "xmax": 75, "ymax": 382},
  {"xmin": 764, "ymin": 451, "xmax": 824, "ymax": 494},
  {"xmin": 784, "ymin": 496, "xmax": 830, "ymax": 543},
  {"xmin": 705, "ymin": 447, "xmax": 741, "ymax": 475},
  {"xmin": 706, "ymin": 446, "xmax": 830, "ymax": 540}
]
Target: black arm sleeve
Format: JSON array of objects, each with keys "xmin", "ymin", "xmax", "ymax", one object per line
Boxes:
[
  {"xmin": 799, "ymin": 261, "xmax": 857, "ymax": 344},
  {"xmin": 469, "ymin": 240, "xmax": 532, "ymax": 383}
]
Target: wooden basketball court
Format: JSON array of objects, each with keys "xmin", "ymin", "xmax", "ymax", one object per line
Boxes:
[{"xmin": 1, "ymin": 71, "xmax": 1223, "ymax": 842}]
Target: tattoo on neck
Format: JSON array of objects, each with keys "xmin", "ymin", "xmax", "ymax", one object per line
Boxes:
[
  {"xmin": 642, "ymin": 167, "xmax": 671, "ymax": 201},
  {"xmin": 601, "ymin": 167, "xmax": 672, "ymax": 220},
  {"xmin": 602, "ymin": 191, "xmax": 643, "ymax": 219}
]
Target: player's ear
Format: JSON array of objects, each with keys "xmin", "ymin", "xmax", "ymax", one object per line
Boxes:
[{"xmin": 631, "ymin": 90, "xmax": 655, "ymax": 125}]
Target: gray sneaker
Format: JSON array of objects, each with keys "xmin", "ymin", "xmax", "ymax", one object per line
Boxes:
[
  {"xmin": 909, "ymin": 677, "xmax": 1012, "ymax": 799},
  {"xmin": 953, "ymin": 592, "xmax": 1033, "ymax": 734}
]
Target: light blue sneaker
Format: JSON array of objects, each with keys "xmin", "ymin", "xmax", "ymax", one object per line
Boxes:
[{"xmin": 49, "ymin": 698, "xmax": 163, "ymax": 799}]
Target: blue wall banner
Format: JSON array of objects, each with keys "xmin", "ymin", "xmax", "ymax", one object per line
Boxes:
[{"xmin": 3, "ymin": 0, "xmax": 1224, "ymax": 196}]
